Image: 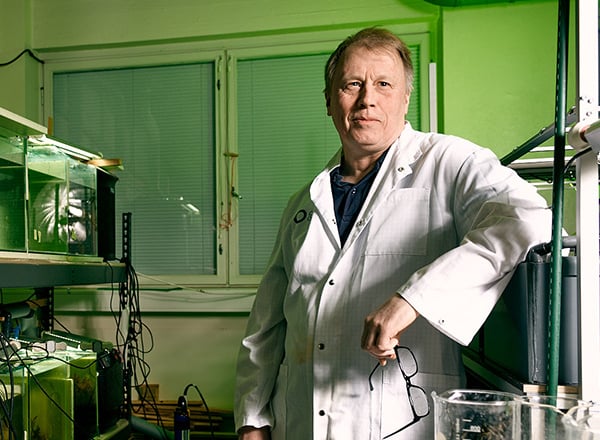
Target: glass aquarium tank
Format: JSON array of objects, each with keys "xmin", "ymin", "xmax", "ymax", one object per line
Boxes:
[
  {"xmin": 27, "ymin": 144, "xmax": 97, "ymax": 256},
  {"xmin": 0, "ymin": 129, "xmax": 26, "ymax": 252},
  {"xmin": 1, "ymin": 108, "xmax": 103, "ymax": 257},
  {"xmin": 66, "ymin": 157, "xmax": 97, "ymax": 255},
  {"xmin": 0, "ymin": 350, "xmax": 101, "ymax": 440},
  {"xmin": 27, "ymin": 145, "xmax": 70, "ymax": 254}
]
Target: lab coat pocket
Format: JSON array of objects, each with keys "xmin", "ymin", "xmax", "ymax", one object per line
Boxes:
[
  {"xmin": 271, "ymin": 364, "xmax": 288, "ymax": 439},
  {"xmin": 365, "ymin": 188, "xmax": 430, "ymax": 256},
  {"xmin": 372, "ymin": 368, "xmax": 462, "ymax": 439},
  {"xmin": 370, "ymin": 363, "xmax": 416, "ymax": 439}
]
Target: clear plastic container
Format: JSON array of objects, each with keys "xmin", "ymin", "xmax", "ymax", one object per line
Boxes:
[
  {"xmin": 519, "ymin": 395, "xmax": 584, "ymax": 440},
  {"xmin": 563, "ymin": 403, "xmax": 600, "ymax": 439},
  {"xmin": 66, "ymin": 156, "xmax": 97, "ymax": 255},
  {"xmin": 27, "ymin": 145, "xmax": 97, "ymax": 255},
  {"xmin": 0, "ymin": 131, "xmax": 26, "ymax": 251},
  {"xmin": 432, "ymin": 389, "xmax": 520, "ymax": 439},
  {"xmin": 27, "ymin": 145, "xmax": 69, "ymax": 253}
]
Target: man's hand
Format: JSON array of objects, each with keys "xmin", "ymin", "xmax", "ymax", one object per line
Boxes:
[
  {"xmin": 238, "ymin": 426, "xmax": 271, "ymax": 440},
  {"xmin": 361, "ymin": 295, "xmax": 419, "ymax": 365}
]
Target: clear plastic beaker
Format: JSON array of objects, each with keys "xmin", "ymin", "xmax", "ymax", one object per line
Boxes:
[
  {"xmin": 563, "ymin": 403, "xmax": 600, "ymax": 439},
  {"xmin": 518, "ymin": 395, "xmax": 583, "ymax": 440},
  {"xmin": 432, "ymin": 389, "xmax": 520, "ymax": 440}
]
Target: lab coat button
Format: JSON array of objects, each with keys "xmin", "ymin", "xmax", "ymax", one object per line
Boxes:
[
  {"xmin": 318, "ymin": 410, "xmax": 325, "ymax": 416},
  {"xmin": 318, "ymin": 343, "xmax": 325, "ymax": 350},
  {"xmin": 328, "ymin": 279, "xmax": 335, "ymax": 285},
  {"xmin": 439, "ymin": 319, "xmax": 445, "ymax": 325}
]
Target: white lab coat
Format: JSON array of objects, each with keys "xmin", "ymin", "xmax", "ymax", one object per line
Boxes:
[{"xmin": 234, "ymin": 124, "xmax": 552, "ymax": 440}]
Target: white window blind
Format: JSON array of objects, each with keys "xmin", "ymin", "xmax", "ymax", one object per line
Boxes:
[
  {"xmin": 53, "ymin": 63, "xmax": 217, "ymax": 275},
  {"xmin": 236, "ymin": 53, "xmax": 340, "ymax": 275}
]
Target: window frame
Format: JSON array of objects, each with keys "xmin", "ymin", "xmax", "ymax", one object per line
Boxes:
[
  {"xmin": 43, "ymin": 48, "xmax": 229, "ymax": 286},
  {"xmin": 226, "ymin": 31, "xmax": 431, "ymax": 285},
  {"xmin": 41, "ymin": 26, "xmax": 431, "ymax": 288}
]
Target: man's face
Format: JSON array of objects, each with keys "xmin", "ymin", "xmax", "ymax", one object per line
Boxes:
[{"xmin": 326, "ymin": 45, "xmax": 411, "ymax": 157}]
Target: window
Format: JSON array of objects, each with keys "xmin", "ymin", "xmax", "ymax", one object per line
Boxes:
[
  {"xmin": 53, "ymin": 63, "xmax": 218, "ymax": 276},
  {"xmin": 47, "ymin": 30, "xmax": 430, "ymax": 286},
  {"xmin": 235, "ymin": 53, "xmax": 339, "ymax": 276}
]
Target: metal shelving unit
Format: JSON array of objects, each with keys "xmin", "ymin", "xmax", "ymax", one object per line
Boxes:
[
  {"xmin": 0, "ymin": 255, "xmax": 126, "ymax": 288},
  {"xmin": 0, "ymin": 108, "xmax": 130, "ymax": 439},
  {"xmin": 464, "ymin": 0, "xmax": 600, "ymax": 402}
]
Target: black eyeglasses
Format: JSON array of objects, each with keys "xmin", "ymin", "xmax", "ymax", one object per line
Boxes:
[{"xmin": 368, "ymin": 346, "xmax": 430, "ymax": 439}]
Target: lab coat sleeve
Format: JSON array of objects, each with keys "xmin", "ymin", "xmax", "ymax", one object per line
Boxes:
[
  {"xmin": 234, "ymin": 206, "xmax": 290, "ymax": 432},
  {"xmin": 399, "ymin": 147, "xmax": 553, "ymax": 346}
]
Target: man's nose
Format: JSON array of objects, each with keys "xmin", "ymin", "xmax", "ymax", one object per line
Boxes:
[{"xmin": 357, "ymin": 84, "xmax": 375, "ymax": 107}]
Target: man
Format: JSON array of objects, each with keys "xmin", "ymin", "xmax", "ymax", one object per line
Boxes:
[{"xmin": 234, "ymin": 27, "xmax": 552, "ymax": 439}]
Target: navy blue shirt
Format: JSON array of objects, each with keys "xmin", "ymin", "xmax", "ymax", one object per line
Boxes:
[{"xmin": 330, "ymin": 149, "xmax": 389, "ymax": 246}]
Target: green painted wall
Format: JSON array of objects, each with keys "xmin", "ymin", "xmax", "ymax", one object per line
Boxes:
[
  {"xmin": 0, "ymin": 0, "xmax": 40, "ymax": 121},
  {"xmin": 2, "ymin": 0, "xmax": 567, "ymax": 161},
  {"xmin": 442, "ymin": 0, "xmax": 573, "ymax": 156},
  {"xmin": 30, "ymin": 0, "xmax": 438, "ymax": 49}
]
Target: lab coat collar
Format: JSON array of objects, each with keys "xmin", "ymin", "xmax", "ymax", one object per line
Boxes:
[
  {"xmin": 388, "ymin": 121, "xmax": 423, "ymax": 172},
  {"xmin": 310, "ymin": 122, "xmax": 422, "ymax": 248},
  {"xmin": 321, "ymin": 122, "xmax": 422, "ymax": 177}
]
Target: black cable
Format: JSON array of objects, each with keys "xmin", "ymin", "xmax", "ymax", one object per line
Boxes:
[
  {"xmin": 564, "ymin": 146, "xmax": 594, "ymax": 174},
  {"xmin": 0, "ymin": 356, "xmax": 17, "ymax": 439},
  {"xmin": 0, "ymin": 336, "xmax": 16, "ymax": 439},
  {"xmin": 541, "ymin": 146, "xmax": 594, "ymax": 216},
  {"xmin": 50, "ymin": 315, "xmax": 72, "ymax": 333},
  {"xmin": 0, "ymin": 49, "xmax": 44, "ymax": 67},
  {"xmin": 0, "ymin": 378, "xmax": 17, "ymax": 440},
  {"xmin": 112, "ymin": 261, "xmax": 168, "ymax": 439},
  {"xmin": 127, "ymin": 268, "xmax": 168, "ymax": 439},
  {"xmin": 183, "ymin": 383, "xmax": 216, "ymax": 439},
  {"xmin": 45, "ymin": 354, "xmax": 99, "ymax": 369},
  {"xmin": 8, "ymin": 338, "xmax": 102, "ymax": 371}
]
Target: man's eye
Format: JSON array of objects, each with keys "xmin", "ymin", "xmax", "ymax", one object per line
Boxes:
[
  {"xmin": 347, "ymin": 81, "xmax": 361, "ymax": 88},
  {"xmin": 379, "ymin": 81, "xmax": 390, "ymax": 87}
]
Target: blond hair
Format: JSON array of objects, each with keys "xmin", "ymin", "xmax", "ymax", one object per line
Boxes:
[{"xmin": 324, "ymin": 27, "xmax": 414, "ymax": 96}]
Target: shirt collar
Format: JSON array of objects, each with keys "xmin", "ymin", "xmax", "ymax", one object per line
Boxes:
[{"xmin": 330, "ymin": 147, "xmax": 391, "ymax": 185}]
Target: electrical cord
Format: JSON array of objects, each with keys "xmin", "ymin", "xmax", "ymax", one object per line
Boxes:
[
  {"xmin": 0, "ymin": 338, "xmax": 17, "ymax": 440},
  {"xmin": 0, "ymin": 49, "xmax": 44, "ymax": 67},
  {"xmin": 564, "ymin": 145, "xmax": 594, "ymax": 174},
  {"xmin": 0, "ymin": 378, "xmax": 17, "ymax": 440},
  {"xmin": 182, "ymin": 383, "xmax": 216, "ymax": 439},
  {"xmin": 543, "ymin": 146, "xmax": 595, "ymax": 215},
  {"xmin": 110, "ymin": 238, "xmax": 216, "ymax": 440},
  {"xmin": 24, "ymin": 293, "xmax": 72, "ymax": 334},
  {"xmin": 111, "ymin": 261, "xmax": 169, "ymax": 439}
]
